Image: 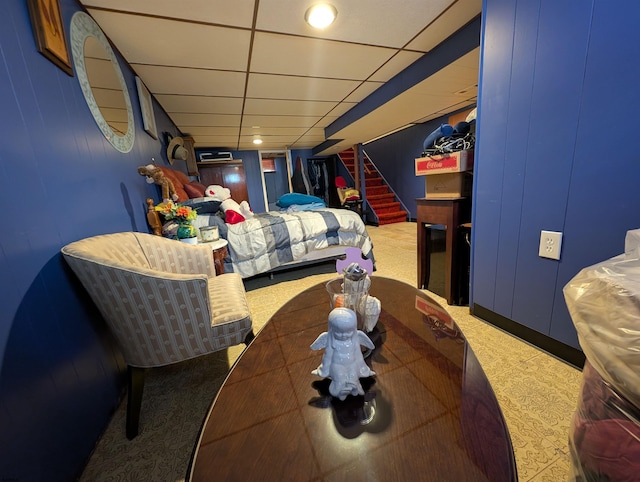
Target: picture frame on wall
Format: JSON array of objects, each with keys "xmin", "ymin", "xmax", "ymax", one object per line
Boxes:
[
  {"xmin": 136, "ymin": 76, "xmax": 158, "ymax": 139},
  {"xmin": 27, "ymin": 0, "xmax": 73, "ymax": 76}
]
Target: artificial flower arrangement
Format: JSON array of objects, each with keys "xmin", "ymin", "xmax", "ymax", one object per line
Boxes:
[
  {"xmin": 155, "ymin": 201, "xmax": 199, "ymax": 241},
  {"xmin": 154, "ymin": 201, "xmax": 197, "ymax": 223}
]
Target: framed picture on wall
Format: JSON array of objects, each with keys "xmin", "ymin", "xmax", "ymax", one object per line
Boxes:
[
  {"xmin": 136, "ymin": 76, "xmax": 158, "ymax": 139},
  {"xmin": 27, "ymin": 0, "xmax": 73, "ymax": 76}
]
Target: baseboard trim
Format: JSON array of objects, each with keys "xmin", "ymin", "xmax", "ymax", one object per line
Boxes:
[{"xmin": 471, "ymin": 303, "xmax": 585, "ymax": 370}]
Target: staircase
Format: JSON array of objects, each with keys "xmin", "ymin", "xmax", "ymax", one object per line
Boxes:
[{"xmin": 338, "ymin": 148, "xmax": 408, "ymax": 225}]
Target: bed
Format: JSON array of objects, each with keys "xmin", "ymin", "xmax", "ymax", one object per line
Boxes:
[{"xmin": 145, "ymin": 197, "xmax": 375, "ymax": 279}]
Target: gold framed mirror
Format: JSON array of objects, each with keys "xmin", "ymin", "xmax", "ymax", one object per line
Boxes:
[{"xmin": 70, "ymin": 12, "xmax": 134, "ymax": 153}]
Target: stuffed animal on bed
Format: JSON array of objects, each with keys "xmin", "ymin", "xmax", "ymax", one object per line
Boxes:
[
  {"xmin": 205, "ymin": 184, "xmax": 253, "ymax": 224},
  {"xmin": 137, "ymin": 164, "xmax": 179, "ymax": 202}
]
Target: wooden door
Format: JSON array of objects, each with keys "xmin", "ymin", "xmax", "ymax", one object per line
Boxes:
[{"xmin": 197, "ymin": 162, "xmax": 249, "ymax": 204}]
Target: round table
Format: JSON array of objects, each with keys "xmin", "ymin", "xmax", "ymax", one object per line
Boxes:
[{"xmin": 188, "ymin": 277, "xmax": 517, "ymax": 481}]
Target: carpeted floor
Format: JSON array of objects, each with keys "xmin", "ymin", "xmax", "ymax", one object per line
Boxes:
[{"xmin": 79, "ymin": 222, "xmax": 583, "ymax": 482}]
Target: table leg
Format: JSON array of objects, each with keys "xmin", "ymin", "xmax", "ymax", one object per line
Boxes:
[
  {"xmin": 213, "ymin": 246, "xmax": 227, "ymax": 275},
  {"xmin": 418, "ymin": 222, "xmax": 428, "ymax": 289},
  {"xmin": 444, "ymin": 214, "xmax": 454, "ymax": 305}
]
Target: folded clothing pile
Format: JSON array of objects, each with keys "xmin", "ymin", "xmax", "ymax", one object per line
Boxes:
[{"xmin": 421, "ymin": 108, "xmax": 476, "ymax": 157}]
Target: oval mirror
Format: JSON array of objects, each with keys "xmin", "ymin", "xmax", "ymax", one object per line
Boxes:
[{"xmin": 70, "ymin": 12, "xmax": 134, "ymax": 153}]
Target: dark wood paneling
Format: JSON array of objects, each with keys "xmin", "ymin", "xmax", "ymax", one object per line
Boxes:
[{"xmin": 197, "ymin": 162, "xmax": 249, "ymax": 204}]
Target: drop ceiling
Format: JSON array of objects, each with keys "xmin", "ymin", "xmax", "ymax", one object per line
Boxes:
[{"xmin": 78, "ymin": 0, "xmax": 481, "ymax": 155}]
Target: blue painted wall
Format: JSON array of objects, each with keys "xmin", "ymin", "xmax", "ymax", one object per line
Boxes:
[
  {"xmin": 0, "ymin": 1, "xmax": 186, "ymax": 480},
  {"xmin": 473, "ymin": 0, "xmax": 640, "ymax": 349}
]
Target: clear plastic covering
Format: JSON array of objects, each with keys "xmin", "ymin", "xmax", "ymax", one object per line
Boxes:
[
  {"xmin": 564, "ymin": 229, "xmax": 640, "ymax": 481},
  {"xmin": 568, "ymin": 361, "xmax": 640, "ymax": 481}
]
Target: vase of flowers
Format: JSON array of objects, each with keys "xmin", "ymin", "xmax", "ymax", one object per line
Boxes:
[{"xmin": 155, "ymin": 201, "xmax": 198, "ymax": 243}]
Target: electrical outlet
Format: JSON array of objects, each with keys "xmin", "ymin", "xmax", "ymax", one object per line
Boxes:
[{"xmin": 539, "ymin": 230, "xmax": 563, "ymax": 260}]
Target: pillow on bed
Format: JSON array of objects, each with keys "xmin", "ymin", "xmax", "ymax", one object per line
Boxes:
[
  {"xmin": 180, "ymin": 197, "xmax": 222, "ymax": 213},
  {"xmin": 184, "ymin": 181, "xmax": 207, "ymax": 199},
  {"xmin": 276, "ymin": 193, "xmax": 326, "ymax": 208}
]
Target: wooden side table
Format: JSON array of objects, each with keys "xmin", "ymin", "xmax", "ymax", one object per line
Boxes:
[
  {"xmin": 416, "ymin": 197, "xmax": 471, "ymax": 305},
  {"xmin": 202, "ymin": 238, "xmax": 228, "ymax": 275}
]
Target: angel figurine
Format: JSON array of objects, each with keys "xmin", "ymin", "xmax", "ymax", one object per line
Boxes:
[{"xmin": 311, "ymin": 307, "xmax": 376, "ymax": 400}]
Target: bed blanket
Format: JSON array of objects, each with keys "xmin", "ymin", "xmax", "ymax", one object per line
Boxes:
[{"xmin": 195, "ymin": 208, "xmax": 373, "ymax": 278}]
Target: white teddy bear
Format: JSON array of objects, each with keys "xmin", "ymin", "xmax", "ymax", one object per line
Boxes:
[{"xmin": 205, "ymin": 184, "xmax": 253, "ymax": 224}]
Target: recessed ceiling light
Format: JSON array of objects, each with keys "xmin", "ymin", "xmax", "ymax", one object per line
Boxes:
[
  {"xmin": 253, "ymin": 138, "xmax": 263, "ymax": 145},
  {"xmin": 305, "ymin": 4, "xmax": 337, "ymax": 29}
]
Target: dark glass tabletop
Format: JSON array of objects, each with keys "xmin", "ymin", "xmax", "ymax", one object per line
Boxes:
[{"xmin": 188, "ymin": 277, "xmax": 517, "ymax": 481}]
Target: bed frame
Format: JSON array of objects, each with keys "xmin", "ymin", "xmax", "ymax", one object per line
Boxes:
[{"xmin": 143, "ymin": 197, "xmax": 367, "ymax": 278}]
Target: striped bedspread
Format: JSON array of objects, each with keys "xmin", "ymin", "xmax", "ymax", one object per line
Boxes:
[{"xmin": 196, "ymin": 208, "xmax": 374, "ymax": 278}]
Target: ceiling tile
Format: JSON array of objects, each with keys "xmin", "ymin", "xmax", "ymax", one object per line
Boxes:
[
  {"xmin": 156, "ymin": 95, "xmax": 243, "ymax": 114},
  {"xmin": 240, "ymin": 126, "xmax": 311, "ymax": 136},
  {"xmin": 256, "ymin": 0, "xmax": 457, "ymax": 48},
  {"xmin": 191, "ymin": 136, "xmax": 240, "ymax": 148},
  {"xmin": 239, "ymin": 135, "xmax": 304, "ymax": 144},
  {"xmin": 181, "ymin": 126, "xmax": 240, "ymax": 136},
  {"xmin": 133, "ymin": 65, "xmax": 246, "ymax": 97},
  {"xmin": 82, "ymin": 0, "xmax": 256, "ymax": 27},
  {"xmin": 87, "ymin": 10, "xmax": 250, "ymax": 71},
  {"xmin": 241, "ymin": 115, "xmax": 322, "ymax": 128},
  {"xmin": 244, "ymin": 98, "xmax": 338, "ymax": 117},
  {"xmin": 171, "ymin": 113, "xmax": 241, "ymax": 127},
  {"xmin": 251, "ymin": 32, "xmax": 396, "ymax": 80},
  {"xmin": 247, "ymin": 73, "xmax": 360, "ymax": 102}
]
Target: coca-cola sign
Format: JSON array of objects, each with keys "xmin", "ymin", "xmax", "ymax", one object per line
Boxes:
[{"xmin": 415, "ymin": 150, "xmax": 473, "ymax": 175}]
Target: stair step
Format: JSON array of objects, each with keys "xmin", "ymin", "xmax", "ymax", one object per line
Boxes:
[
  {"xmin": 376, "ymin": 211, "xmax": 408, "ymax": 225},
  {"xmin": 369, "ymin": 202, "xmax": 401, "ymax": 214},
  {"xmin": 345, "ymin": 171, "xmax": 378, "ymax": 181},
  {"xmin": 365, "ymin": 177, "xmax": 383, "ymax": 187},
  {"xmin": 366, "ymin": 185, "xmax": 389, "ymax": 196},
  {"xmin": 367, "ymin": 193, "xmax": 396, "ymax": 203}
]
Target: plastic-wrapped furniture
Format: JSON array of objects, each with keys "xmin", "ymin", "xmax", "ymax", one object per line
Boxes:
[
  {"xmin": 62, "ymin": 232, "xmax": 254, "ymax": 439},
  {"xmin": 563, "ymin": 229, "xmax": 640, "ymax": 481}
]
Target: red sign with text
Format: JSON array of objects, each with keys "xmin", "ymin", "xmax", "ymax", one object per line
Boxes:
[{"xmin": 415, "ymin": 150, "xmax": 474, "ymax": 175}]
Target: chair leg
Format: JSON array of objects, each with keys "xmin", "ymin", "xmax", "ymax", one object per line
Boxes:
[
  {"xmin": 126, "ymin": 366, "xmax": 145, "ymax": 440},
  {"xmin": 244, "ymin": 330, "xmax": 255, "ymax": 345}
]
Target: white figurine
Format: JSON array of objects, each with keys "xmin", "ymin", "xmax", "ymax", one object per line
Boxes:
[
  {"xmin": 363, "ymin": 295, "xmax": 381, "ymax": 332},
  {"xmin": 311, "ymin": 307, "xmax": 376, "ymax": 400}
]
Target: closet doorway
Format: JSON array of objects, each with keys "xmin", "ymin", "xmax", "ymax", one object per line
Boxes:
[
  {"xmin": 259, "ymin": 150, "xmax": 292, "ymax": 212},
  {"xmin": 307, "ymin": 157, "xmax": 336, "ymax": 206}
]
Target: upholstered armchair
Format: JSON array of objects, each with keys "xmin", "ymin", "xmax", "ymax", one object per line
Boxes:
[{"xmin": 61, "ymin": 232, "xmax": 254, "ymax": 439}]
